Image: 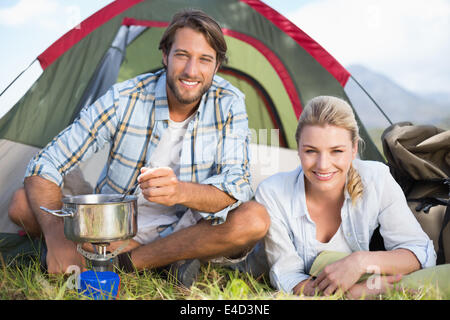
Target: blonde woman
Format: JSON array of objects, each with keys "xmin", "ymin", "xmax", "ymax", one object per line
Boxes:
[{"xmin": 255, "ymin": 96, "xmax": 447, "ymax": 298}]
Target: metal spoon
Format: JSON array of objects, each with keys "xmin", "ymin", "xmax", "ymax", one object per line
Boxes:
[
  {"xmin": 110, "ymin": 181, "xmax": 140, "ymax": 202},
  {"xmin": 111, "ymin": 163, "xmax": 154, "ymax": 202}
]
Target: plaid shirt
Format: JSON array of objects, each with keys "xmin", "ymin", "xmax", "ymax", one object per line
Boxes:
[{"xmin": 25, "ymin": 70, "xmax": 253, "ymax": 224}]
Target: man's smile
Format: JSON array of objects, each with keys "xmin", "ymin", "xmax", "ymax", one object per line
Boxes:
[{"xmin": 180, "ymin": 79, "xmax": 200, "ymax": 87}]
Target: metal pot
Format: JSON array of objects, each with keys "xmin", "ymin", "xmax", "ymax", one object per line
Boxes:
[{"xmin": 40, "ymin": 194, "xmax": 137, "ymax": 243}]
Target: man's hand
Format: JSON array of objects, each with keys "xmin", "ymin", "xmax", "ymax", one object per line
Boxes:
[
  {"xmin": 44, "ymin": 231, "xmax": 85, "ymax": 274},
  {"xmin": 138, "ymin": 167, "xmax": 183, "ymax": 206},
  {"xmin": 137, "ymin": 166, "xmax": 236, "ymax": 212},
  {"xmin": 311, "ymin": 252, "xmax": 365, "ymax": 296}
]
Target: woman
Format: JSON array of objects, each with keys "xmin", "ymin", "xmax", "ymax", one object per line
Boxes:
[{"xmin": 255, "ymin": 96, "xmax": 442, "ymax": 298}]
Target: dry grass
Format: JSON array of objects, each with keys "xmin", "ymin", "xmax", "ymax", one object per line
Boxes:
[{"xmin": 0, "ymin": 254, "xmax": 445, "ymax": 301}]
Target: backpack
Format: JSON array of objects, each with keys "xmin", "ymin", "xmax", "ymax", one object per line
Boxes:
[{"xmin": 381, "ymin": 122, "xmax": 450, "ymax": 264}]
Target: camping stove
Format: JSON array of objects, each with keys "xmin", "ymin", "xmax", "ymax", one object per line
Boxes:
[
  {"xmin": 77, "ymin": 241, "xmax": 129, "ymax": 272},
  {"xmin": 41, "ymin": 193, "xmax": 138, "ymax": 299}
]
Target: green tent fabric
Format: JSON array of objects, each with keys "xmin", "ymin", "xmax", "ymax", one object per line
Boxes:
[
  {"xmin": 0, "ymin": 0, "xmax": 382, "ymax": 157},
  {"xmin": 0, "ymin": 0, "xmax": 385, "ymax": 233}
]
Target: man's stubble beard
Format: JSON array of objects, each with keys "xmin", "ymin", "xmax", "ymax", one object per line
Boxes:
[{"xmin": 166, "ymin": 72, "xmax": 213, "ymax": 105}]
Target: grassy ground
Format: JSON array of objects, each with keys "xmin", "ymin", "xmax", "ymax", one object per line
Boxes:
[{"xmin": 0, "ymin": 253, "xmax": 445, "ymax": 300}]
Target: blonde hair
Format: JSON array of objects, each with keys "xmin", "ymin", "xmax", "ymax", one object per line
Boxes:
[{"xmin": 295, "ymin": 96, "xmax": 364, "ymax": 205}]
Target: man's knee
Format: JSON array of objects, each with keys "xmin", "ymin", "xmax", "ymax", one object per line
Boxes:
[
  {"xmin": 8, "ymin": 188, "xmax": 30, "ymax": 223},
  {"xmin": 244, "ymin": 201, "xmax": 270, "ymax": 238},
  {"xmin": 228, "ymin": 201, "xmax": 270, "ymax": 245}
]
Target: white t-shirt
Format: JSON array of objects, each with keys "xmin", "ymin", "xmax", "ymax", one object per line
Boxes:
[
  {"xmin": 315, "ymin": 224, "xmax": 353, "ymax": 254},
  {"xmin": 136, "ymin": 113, "xmax": 195, "ymax": 231}
]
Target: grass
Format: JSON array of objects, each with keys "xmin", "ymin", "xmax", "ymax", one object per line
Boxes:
[{"xmin": 0, "ymin": 253, "xmax": 445, "ymax": 300}]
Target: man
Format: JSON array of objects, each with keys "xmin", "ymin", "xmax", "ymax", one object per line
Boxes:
[{"xmin": 8, "ymin": 9, "xmax": 270, "ymax": 286}]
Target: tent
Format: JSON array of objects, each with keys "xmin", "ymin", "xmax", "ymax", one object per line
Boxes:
[{"xmin": 0, "ymin": 0, "xmax": 386, "ymax": 233}]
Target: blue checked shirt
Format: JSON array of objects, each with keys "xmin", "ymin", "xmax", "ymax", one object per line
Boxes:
[{"xmin": 25, "ymin": 70, "xmax": 253, "ymax": 224}]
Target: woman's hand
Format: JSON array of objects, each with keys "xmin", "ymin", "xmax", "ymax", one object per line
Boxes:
[
  {"xmin": 311, "ymin": 251, "xmax": 365, "ymax": 296},
  {"xmin": 293, "ymin": 277, "xmax": 319, "ymax": 296},
  {"xmin": 346, "ymin": 274, "xmax": 403, "ymax": 299}
]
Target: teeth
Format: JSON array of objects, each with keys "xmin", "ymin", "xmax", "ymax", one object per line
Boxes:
[
  {"xmin": 316, "ymin": 172, "xmax": 332, "ymax": 177},
  {"xmin": 181, "ymin": 80, "xmax": 198, "ymax": 85}
]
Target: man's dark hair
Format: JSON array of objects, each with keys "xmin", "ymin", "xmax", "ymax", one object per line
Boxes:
[{"xmin": 159, "ymin": 9, "xmax": 228, "ymax": 67}]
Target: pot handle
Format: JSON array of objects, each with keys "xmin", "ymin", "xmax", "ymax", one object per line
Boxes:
[{"xmin": 40, "ymin": 206, "xmax": 74, "ymax": 218}]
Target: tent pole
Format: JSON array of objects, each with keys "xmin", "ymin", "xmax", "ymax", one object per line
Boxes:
[
  {"xmin": 0, "ymin": 59, "xmax": 38, "ymax": 98},
  {"xmin": 350, "ymin": 74, "xmax": 393, "ymax": 125}
]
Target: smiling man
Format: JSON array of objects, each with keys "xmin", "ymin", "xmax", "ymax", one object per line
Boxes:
[
  {"xmin": 8, "ymin": 9, "xmax": 270, "ymax": 286},
  {"xmin": 163, "ymin": 27, "xmax": 218, "ymax": 111}
]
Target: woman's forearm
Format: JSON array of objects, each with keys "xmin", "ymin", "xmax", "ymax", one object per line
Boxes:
[
  {"xmin": 292, "ymin": 249, "xmax": 417, "ymax": 297},
  {"xmin": 356, "ymin": 249, "xmax": 421, "ymax": 276}
]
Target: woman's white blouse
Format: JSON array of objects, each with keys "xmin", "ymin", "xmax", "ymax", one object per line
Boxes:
[{"xmin": 255, "ymin": 159, "xmax": 436, "ymax": 293}]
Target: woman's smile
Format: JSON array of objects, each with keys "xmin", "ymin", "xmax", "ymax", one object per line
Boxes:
[{"xmin": 312, "ymin": 170, "xmax": 338, "ymax": 181}]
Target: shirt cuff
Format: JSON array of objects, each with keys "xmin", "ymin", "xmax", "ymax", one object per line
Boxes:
[
  {"xmin": 24, "ymin": 160, "xmax": 63, "ymax": 187},
  {"xmin": 271, "ymin": 269, "xmax": 310, "ymax": 294},
  {"xmin": 197, "ymin": 176, "xmax": 254, "ymax": 224},
  {"xmin": 194, "ymin": 199, "xmax": 243, "ymax": 225},
  {"xmin": 396, "ymin": 240, "xmax": 437, "ymax": 269}
]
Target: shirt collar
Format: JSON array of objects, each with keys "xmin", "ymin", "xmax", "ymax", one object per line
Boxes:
[
  {"xmin": 154, "ymin": 72, "xmax": 169, "ymax": 121},
  {"xmin": 293, "ymin": 167, "xmax": 309, "ymax": 219},
  {"xmin": 343, "ymin": 178, "xmax": 351, "ymax": 201}
]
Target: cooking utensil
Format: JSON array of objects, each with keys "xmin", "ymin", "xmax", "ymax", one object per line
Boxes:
[
  {"xmin": 110, "ymin": 181, "xmax": 140, "ymax": 203},
  {"xmin": 40, "ymin": 194, "xmax": 137, "ymax": 243}
]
